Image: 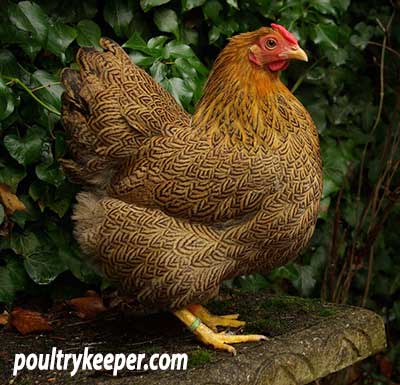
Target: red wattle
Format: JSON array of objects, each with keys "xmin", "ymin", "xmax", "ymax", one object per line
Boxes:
[{"xmin": 267, "ymin": 60, "xmax": 289, "ymax": 72}]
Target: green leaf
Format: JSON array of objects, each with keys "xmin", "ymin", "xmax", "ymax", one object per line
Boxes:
[
  {"xmin": 236, "ymin": 273, "xmax": 268, "ymax": 292},
  {"xmin": 124, "ymin": 32, "xmax": 155, "ymax": 56},
  {"xmin": 36, "ymin": 162, "xmax": 65, "ymax": 187},
  {"xmin": 140, "ymin": 0, "xmax": 171, "ymax": 12},
  {"xmin": 335, "ymin": 0, "xmax": 350, "ymax": 12},
  {"xmin": 0, "ymin": 78, "xmax": 15, "ymax": 120},
  {"xmin": 175, "ymin": 58, "xmax": 197, "ymax": 79},
  {"xmin": 203, "ymin": 0, "xmax": 222, "ymax": 20},
  {"xmin": 4, "ymin": 126, "xmax": 45, "ymax": 166},
  {"xmin": 147, "ymin": 35, "xmax": 169, "ymax": 49},
  {"xmin": 129, "ymin": 52, "xmax": 155, "ymax": 67},
  {"xmin": 350, "ymin": 22, "xmax": 374, "ymax": 50},
  {"xmin": 104, "ymin": 0, "xmax": 135, "ymax": 38},
  {"xmin": 150, "ymin": 61, "xmax": 167, "ymax": 83},
  {"xmin": 9, "ymin": 231, "xmax": 66, "ymax": 285},
  {"xmin": 163, "ymin": 40, "xmax": 194, "ymax": 58},
  {"xmin": 76, "ymin": 19, "xmax": 101, "ymax": 49},
  {"xmin": 0, "ymin": 50, "xmax": 21, "ymax": 78},
  {"xmin": 11, "ymin": 194, "xmax": 40, "ymax": 228},
  {"xmin": 292, "ymin": 264, "xmax": 316, "ymax": 296},
  {"xmin": 24, "ymin": 246, "xmax": 67, "ymax": 285},
  {"xmin": 46, "ymin": 21, "xmax": 77, "ymax": 59},
  {"xmin": 209, "ymin": 26, "xmax": 220, "ymax": 43},
  {"xmin": 226, "ymin": 0, "xmax": 239, "ymax": 9},
  {"xmin": 0, "ymin": 164, "xmax": 26, "ymax": 192},
  {"xmin": 8, "ymin": 1, "xmax": 49, "ymax": 45},
  {"xmin": 0, "ymin": 266, "xmax": 16, "ymax": 305},
  {"xmin": 182, "ymin": 0, "xmax": 206, "ymax": 11},
  {"xmin": 154, "ymin": 9, "xmax": 179, "ymax": 38},
  {"xmin": 0, "ymin": 203, "xmax": 4, "ymax": 225},
  {"xmin": 326, "ymin": 47, "xmax": 348, "ymax": 66},
  {"xmin": 161, "ymin": 77, "xmax": 193, "ymax": 107},
  {"xmin": 312, "ymin": 24, "xmax": 339, "ymax": 50},
  {"xmin": 31, "ymin": 70, "xmax": 63, "ymax": 112},
  {"xmin": 310, "ymin": 0, "xmax": 336, "ymax": 16}
]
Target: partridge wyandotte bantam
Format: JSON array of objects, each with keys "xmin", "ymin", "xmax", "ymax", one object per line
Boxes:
[{"xmin": 61, "ymin": 24, "xmax": 322, "ymax": 354}]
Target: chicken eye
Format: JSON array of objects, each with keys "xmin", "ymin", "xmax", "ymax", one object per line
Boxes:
[{"xmin": 265, "ymin": 39, "xmax": 277, "ymax": 49}]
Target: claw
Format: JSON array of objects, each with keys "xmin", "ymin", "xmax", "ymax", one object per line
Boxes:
[
  {"xmin": 187, "ymin": 304, "xmax": 245, "ymax": 332},
  {"xmin": 173, "ymin": 307, "xmax": 267, "ymax": 353}
]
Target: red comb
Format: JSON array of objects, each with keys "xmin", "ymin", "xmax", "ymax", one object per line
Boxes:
[{"xmin": 271, "ymin": 23, "xmax": 298, "ymax": 45}]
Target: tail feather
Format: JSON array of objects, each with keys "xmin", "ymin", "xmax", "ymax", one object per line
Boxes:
[{"xmin": 60, "ymin": 38, "xmax": 190, "ymax": 188}]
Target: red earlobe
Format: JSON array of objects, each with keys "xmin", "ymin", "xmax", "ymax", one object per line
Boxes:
[{"xmin": 248, "ymin": 46, "xmax": 261, "ymax": 66}]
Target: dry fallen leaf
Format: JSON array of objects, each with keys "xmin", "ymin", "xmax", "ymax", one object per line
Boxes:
[
  {"xmin": 0, "ymin": 183, "xmax": 26, "ymax": 214},
  {"xmin": 0, "ymin": 311, "xmax": 9, "ymax": 326},
  {"xmin": 67, "ymin": 292, "xmax": 107, "ymax": 319},
  {"xmin": 10, "ymin": 308, "xmax": 52, "ymax": 335}
]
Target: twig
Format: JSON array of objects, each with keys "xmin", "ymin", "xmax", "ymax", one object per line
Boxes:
[
  {"xmin": 291, "ymin": 58, "xmax": 324, "ymax": 93},
  {"xmin": 367, "ymin": 41, "xmax": 400, "ymax": 60},
  {"xmin": 31, "ymin": 82, "xmax": 62, "ymax": 92},
  {"xmin": 1, "ymin": 75, "xmax": 61, "ymax": 116}
]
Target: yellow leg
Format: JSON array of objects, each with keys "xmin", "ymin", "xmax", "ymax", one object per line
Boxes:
[
  {"xmin": 173, "ymin": 308, "xmax": 267, "ymax": 355},
  {"xmin": 187, "ymin": 304, "xmax": 245, "ymax": 332}
]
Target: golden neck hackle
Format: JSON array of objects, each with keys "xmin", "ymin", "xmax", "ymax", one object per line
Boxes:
[{"xmin": 192, "ymin": 31, "xmax": 290, "ymax": 148}]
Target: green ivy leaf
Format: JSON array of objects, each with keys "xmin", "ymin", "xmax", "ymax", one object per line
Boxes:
[
  {"xmin": 0, "ymin": 163, "xmax": 26, "ymax": 192},
  {"xmin": 326, "ymin": 47, "xmax": 348, "ymax": 66},
  {"xmin": 175, "ymin": 58, "xmax": 197, "ymax": 79},
  {"xmin": 76, "ymin": 19, "xmax": 102, "ymax": 49},
  {"xmin": 0, "ymin": 50, "xmax": 21, "ymax": 78},
  {"xmin": 147, "ymin": 35, "xmax": 169, "ymax": 49},
  {"xmin": 182, "ymin": 0, "xmax": 206, "ymax": 11},
  {"xmin": 292, "ymin": 264, "xmax": 316, "ymax": 296},
  {"xmin": 236, "ymin": 273, "xmax": 268, "ymax": 292},
  {"xmin": 161, "ymin": 77, "xmax": 193, "ymax": 107},
  {"xmin": 9, "ymin": 232, "xmax": 66, "ymax": 285},
  {"xmin": 312, "ymin": 24, "xmax": 339, "ymax": 50},
  {"xmin": 154, "ymin": 9, "xmax": 179, "ymax": 38},
  {"xmin": 335, "ymin": 0, "xmax": 350, "ymax": 12},
  {"xmin": 140, "ymin": 0, "xmax": 171, "ymax": 12},
  {"xmin": 36, "ymin": 162, "xmax": 65, "ymax": 187},
  {"xmin": 226, "ymin": 0, "xmax": 239, "ymax": 9},
  {"xmin": 0, "ymin": 78, "xmax": 15, "ymax": 120},
  {"xmin": 350, "ymin": 22, "xmax": 374, "ymax": 50},
  {"xmin": 163, "ymin": 40, "xmax": 194, "ymax": 58},
  {"xmin": 46, "ymin": 21, "xmax": 77, "ymax": 59},
  {"xmin": 4, "ymin": 126, "xmax": 45, "ymax": 166},
  {"xmin": 310, "ymin": 0, "xmax": 337, "ymax": 16},
  {"xmin": 31, "ymin": 70, "xmax": 63, "ymax": 113},
  {"xmin": 124, "ymin": 32, "xmax": 156, "ymax": 56},
  {"xmin": 8, "ymin": 1, "xmax": 49, "ymax": 45},
  {"xmin": 104, "ymin": 0, "xmax": 135, "ymax": 38},
  {"xmin": 203, "ymin": 0, "xmax": 223, "ymax": 21},
  {"xmin": 129, "ymin": 52, "xmax": 155, "ymax": 67},
  {"xmin": 0, "ymin": 266, "xmax": 16, "ymax": 305},
  {"xmin": 150, "ymin": 61, "xmax": 167, "ymax": 83},
  {"xmin": 24, "ymin": 246, "xmax": 67, "ymax": 285},
  {"xmin": 0, "ymin": 203, "xmax": 4, "ymax": 225}
]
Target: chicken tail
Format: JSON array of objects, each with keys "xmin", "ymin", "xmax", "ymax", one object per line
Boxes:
[
  {"xmin": 60, "ymin": 38, "xmax": 189, "ymax": 188},
  {"xmin": 72, "ymin": 192, "xmax": 104, "ymax": 256}
]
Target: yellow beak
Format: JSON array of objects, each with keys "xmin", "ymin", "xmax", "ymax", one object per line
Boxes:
[{"xmin": 284, "ymin": 45, "xmax": 308, "ymax": 62}]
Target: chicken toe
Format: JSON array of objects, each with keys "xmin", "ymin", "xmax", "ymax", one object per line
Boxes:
[
  {"xmin": 187, "ymin": 304, "xmax": 245, "ymax": 332},
  {"xmin": 173, "ymin": 308, "xmax": 267, "ymax": 354}
]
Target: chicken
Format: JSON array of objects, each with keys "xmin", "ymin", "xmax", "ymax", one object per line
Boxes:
[{"xmin": 60, "ymin": 24, "xmax": 322, "ymax": 354}]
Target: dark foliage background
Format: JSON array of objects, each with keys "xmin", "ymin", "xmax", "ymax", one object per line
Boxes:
[{"xmin": 0, "ymin": 0, "xmax": 399, "ymax": 382}]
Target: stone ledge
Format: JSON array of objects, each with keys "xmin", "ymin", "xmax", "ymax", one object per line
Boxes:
[{"xmin": 0, "ymin": 293, "xmax": 386, "ymax": 385}]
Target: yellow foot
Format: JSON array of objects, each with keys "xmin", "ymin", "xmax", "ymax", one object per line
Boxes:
[
  {"xmin": 187, "ymin": 304, "xmax": 245, "ymax": 332},
  {"xmin": 173, "ymin": 308, "xmax": 267, "ymax": 354}
]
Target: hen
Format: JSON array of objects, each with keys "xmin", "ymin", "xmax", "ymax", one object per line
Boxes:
[{"xmin": 61, "ymin": 24, "xmax": 322, "ymax": 354}]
